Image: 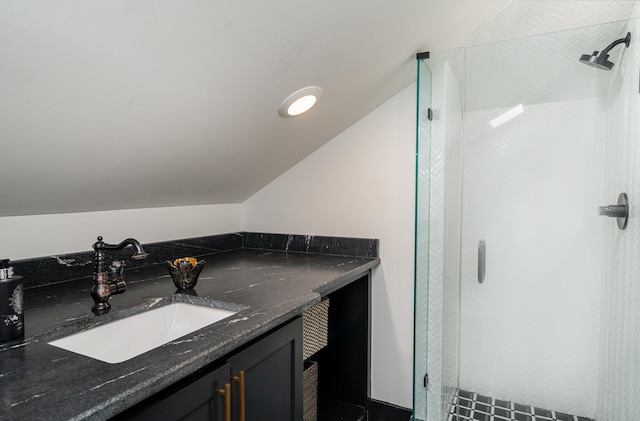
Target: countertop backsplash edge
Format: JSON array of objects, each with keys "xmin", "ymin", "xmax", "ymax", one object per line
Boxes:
[{"xmin": 11, "ymin": 232, "xmax": 379, "ymax": 289}]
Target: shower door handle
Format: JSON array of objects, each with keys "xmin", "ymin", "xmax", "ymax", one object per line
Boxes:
[{"xmin": 478, "ymin": 240, "xmax": 486, "ymax": 284}]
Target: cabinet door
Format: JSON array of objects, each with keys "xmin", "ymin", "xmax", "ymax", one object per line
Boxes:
[
  {"xmin": 228, "ymin": 317, "xmax": 303, "ymax": 421},
  {"xmin": 119, "ymin": 363, "xmax": 231, "ymax": 421}
]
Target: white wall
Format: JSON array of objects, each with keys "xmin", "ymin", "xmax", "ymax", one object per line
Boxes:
[
  {"xmin": 243, "ymin": 84, "xmax": 416, "ymax": 408},
  {"xmin": 597, "ymin": 13, "xmax": 640, "ymax": 421},
  {"xmin": 0, "ymin": 204, "xmax": 241, "ymax": 260}
]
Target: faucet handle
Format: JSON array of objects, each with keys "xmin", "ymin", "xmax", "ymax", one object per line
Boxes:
[
  {"xmin": 110, "ymin": 260, "xmax": 126, "ymax": 280},
  {"xmin": 109, "ymin": 278, "xmax": 126, "ymax": 296},
  {"xmin": 107, "ymin": 260, "xmax": 126, "ymax": 297}
]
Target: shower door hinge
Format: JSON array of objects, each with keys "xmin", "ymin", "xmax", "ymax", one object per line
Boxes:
[
  {"xmin": 423, "ymin": 373, "xmax": 429, "ymax": 387},
  {"xmin": 427, "ymin": 108, "xmax": 434, "ymax": 121}
]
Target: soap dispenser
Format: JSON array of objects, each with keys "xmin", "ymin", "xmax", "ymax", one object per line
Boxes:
[{"xmin": 0, "ymin": 259, "xmax": 24, "ymax": 342}]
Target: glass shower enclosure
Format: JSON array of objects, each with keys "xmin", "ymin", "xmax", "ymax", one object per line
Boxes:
[{"xmin": 414, "ymin": 18, "xmax": 640, "ymax": 421}]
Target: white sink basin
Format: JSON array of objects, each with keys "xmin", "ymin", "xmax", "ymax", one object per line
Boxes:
[{"xmin": 48, "ymin": 302, "xmax": 237, "ymax": 364}]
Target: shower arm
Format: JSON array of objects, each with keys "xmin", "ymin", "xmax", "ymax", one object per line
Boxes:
[{"xmin": 599, "ymin": 32, "xmax": 631, "ymax": 55}]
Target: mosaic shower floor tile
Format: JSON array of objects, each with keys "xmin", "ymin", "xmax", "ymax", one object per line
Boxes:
[{"xmin": 449, "ymin": 390, "xmax": 594, "ymax": 421}]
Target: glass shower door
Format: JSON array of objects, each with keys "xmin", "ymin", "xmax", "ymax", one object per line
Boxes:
[
  {"xmin": 414, "ymin": 48, "xmax": 465, "ymax": 421},
  {"xmin": 413, "ymin": 56, "xmax": 432, "ymax": 421},
  {"xmin": 415, "ymin": 18, "xmax": 637, "ymax": 421},
  {"xmin": 456, "ymin": 22, "xmax": 625, "ymax": 419}
]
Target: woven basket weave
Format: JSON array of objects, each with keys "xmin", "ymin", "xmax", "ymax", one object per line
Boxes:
[
  {"xmin": 302, "ymin": 299, "xmax": 329, "ymax": 360},
  {"xmin": 303, "ymin": 361, "xmax": 318, "ymax": 421}
]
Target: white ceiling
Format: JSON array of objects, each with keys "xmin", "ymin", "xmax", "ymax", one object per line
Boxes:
[{"xmin": 0, "ymin": 0, "xmax": 509, "ymax": 217}]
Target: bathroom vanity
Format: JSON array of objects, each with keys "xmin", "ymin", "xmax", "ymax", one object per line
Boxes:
[
  {"xmin": 117, "ymin": 316, "xmax": 304, "ymax": 420},
  {"xmin": 0, "ymin": 235, "xmax": 378, "ymax": 421}
]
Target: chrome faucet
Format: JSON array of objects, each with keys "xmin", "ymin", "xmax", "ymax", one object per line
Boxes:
[{"xmin": 91, "ymin": 236, "xmax": 149, "ymax": 313}]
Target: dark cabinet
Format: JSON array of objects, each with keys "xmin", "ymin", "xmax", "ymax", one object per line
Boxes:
[
  {"xmin": 117, "ymin": 363, "xmax": 230, "ymax": 420},
  {"xmin": 116, "ymin": 317, "xmax": 302, "ymax": 421},
  {"xmin": 228, "ymin": 317, "xmax": 303, "ymax": 421}
]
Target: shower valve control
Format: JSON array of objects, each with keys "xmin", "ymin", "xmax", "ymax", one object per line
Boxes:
[{"xmin": 598, "ymin": 193, "xmax": 628, "ymax": 230}]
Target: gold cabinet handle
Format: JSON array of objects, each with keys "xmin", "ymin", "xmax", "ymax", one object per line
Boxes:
[
  {"xmin": 216, "ymin": 383, "xmax": 231, "ymax": 421},
  {"xmin": 232, "ymin": 371, "xmax": 246, "ymax": 421}
]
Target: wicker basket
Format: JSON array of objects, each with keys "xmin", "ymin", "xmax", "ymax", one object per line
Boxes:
[
  {"xmin": 303, "ymin": 361, "xmax": 318, "ymax": 421},
  {"xmin": 302, "ymin": 299, "xmax": 329, "ymax": 360}
]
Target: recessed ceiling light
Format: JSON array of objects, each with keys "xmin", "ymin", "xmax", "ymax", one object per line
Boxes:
[{"xmin": 278, "ymin": 86, "xmax": 322, "ymax": 118}]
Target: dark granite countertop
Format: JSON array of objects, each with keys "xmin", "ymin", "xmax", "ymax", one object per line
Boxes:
[{"xmin": 0, "ymin": 249, "xmax": 379, "ymax": 421}]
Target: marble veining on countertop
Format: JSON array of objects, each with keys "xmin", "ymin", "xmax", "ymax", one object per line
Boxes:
[{"xmin": 0, "ymin": 248, "xmax": 379, "ymax": 421}]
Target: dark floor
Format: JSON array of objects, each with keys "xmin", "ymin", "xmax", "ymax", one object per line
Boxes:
[{"xmin": 449, "ymin": 390, "xmax": 594, "ymax": 421}]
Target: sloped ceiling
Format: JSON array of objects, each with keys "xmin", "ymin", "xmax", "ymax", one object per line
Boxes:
[{"xmin": 0, "ymin": 0, "xmax": 508, "ymax": 217}]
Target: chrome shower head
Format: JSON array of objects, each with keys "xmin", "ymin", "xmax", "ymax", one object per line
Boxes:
[{"xmin": 579, "ymin": 32, "xmax": 631, "ymax": 71}]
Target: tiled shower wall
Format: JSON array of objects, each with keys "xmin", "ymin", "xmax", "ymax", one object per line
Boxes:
[
  {"xmin": 464, "ymin": 1, "xmax": 636, "ymax": 47},
  {"xmin": 440, "ymin": 63, "xmax": 463, "ymax": 421},
  {"xmin": 455, "ymin": 13, "xmax": 640, "ymax": 418},
  {"xmin": 415, "ymin": 3, "xmax": 640, "ymax": 421},
  {"xmin": 459, "ymin": 97, "xmax": 604, "ymax": 417},
  {"xmin": 597, "ymin": 13, "xmax": 640, "ymax": 421}
]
